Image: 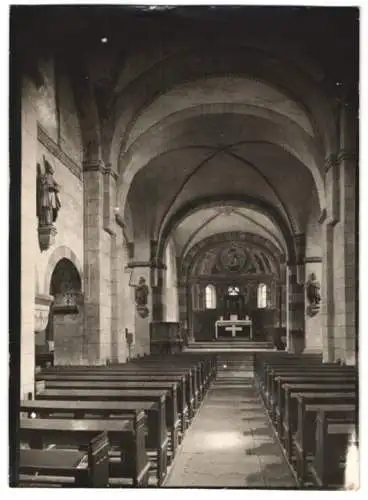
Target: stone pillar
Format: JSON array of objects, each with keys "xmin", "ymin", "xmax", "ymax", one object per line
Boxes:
[
  {"xmin": 115, "ymin": 232, "xmax": 134, "ymax": 362},
  {"xmin": 128, "ymin": 264, "xmax": 153, "ymax": 357},
  {"xmin": 279, "ymin": 264, "xmax": 287, "ymax": 328},
  {"xmin": 304, "ymin": 257, "xmax": 323, "ymax": 354},
  {"xmin": 320, "ymin": 213, "xmax": 335, "ymax": 363},
  {"xmin": 110, "ymin": 232, "xmax": 119, "ymax": 363},
  {"xmin": 340, "ymin": 150, "xmax": 357, "ymax": 365},
  {"xmin": 83, "ymin": 160, "xmax": 105, "ymax": 364},
  {"xmin": 178, "ymin": 283, "xmax": 190, "ymax": 342},
  {"xmin": 152, "ymin": 265, "xmax": 165, "ymax": 322},
  {"xmin": 21, "ymin": 76, "xmax": 39, "ymax": 398},
  {"xmin": 337, "ymin": 98, "xmax": 357, "ymax": 365},
  {"xmin": 321, "ymin": 97, "xmax": 357, "ymax": 365},
  {"xmin": 287, "ymin": 265, "xmax": 305, "ymax": 353}
]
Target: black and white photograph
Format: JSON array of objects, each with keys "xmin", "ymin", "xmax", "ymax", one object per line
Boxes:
[{"xmin": 7, "ymin": 2, "xmax": 360, "ymax": 492}]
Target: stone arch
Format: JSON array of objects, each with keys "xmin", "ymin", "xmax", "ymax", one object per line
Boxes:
[
  {"xmin": 107, "ymin": 44, "xmax": 337, "ymax": 167},
  {"xmin": 117, "ymin": 107, "xmax": 326, "ymax": 218},
  {"xmin": 50, "ymin": 258, "xmax": 82, "ymax": 298},
  {"xmin": 123, "ymin": 76, "xmax": 317, "ymax": 151},
  {"xmin": 44, "ymin": 245, "xmax": 83, "ymax": 294},
  {"xmin": 180, "ymin": 207, "xmax": 286, "ymax": 259},
  {"xmin": 48, "ymin": 256, "xmax": 84, "ymax": 366},
  {"xmin": 181, "ymin": 231, "xmax": 284, "ymax": 283},
  {"xmin": 66, "ymin": 58, "xmax": 104, "ymax": 167},
  {"xmin": 156, "ymin": 195, "xmax": 296, "ymax": 266}
]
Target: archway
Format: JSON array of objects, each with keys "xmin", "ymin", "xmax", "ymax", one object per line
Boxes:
[
  {"xmin": 179, "ymin": 232, "xmax": 284, "ymax": 342},
  {"xmin": 47, "ymin": 258, "xmax": 84, "ymax": 365}
]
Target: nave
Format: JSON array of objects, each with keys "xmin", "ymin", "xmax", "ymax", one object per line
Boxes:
[
  {"xmin": 12, "ymin": 5, "xmax": 359, "ymax": 490},
  {"xmin": 164, "ymin": 370, "xmax": 296, "ymax": 488},
  {"xmin": 18, "ymin": 350, "xmax": 357, "ymax": 489}
]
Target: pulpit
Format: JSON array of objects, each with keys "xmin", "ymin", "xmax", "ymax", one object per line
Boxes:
[{"xmin": 150, "ymin": 322, "xmax": 183, "ymax": 354}]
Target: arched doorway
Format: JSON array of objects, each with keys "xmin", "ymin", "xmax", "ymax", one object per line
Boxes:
[{"xmin": 47, "ymin": 258, "xmax": 84, "ymax": 365}]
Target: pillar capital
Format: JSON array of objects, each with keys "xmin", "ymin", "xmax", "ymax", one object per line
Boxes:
[
  {"xmin": 82, "ymin": 159, "xmax": 105, "ymax": 174},
  {"xmin": 126, "ymin": 260, "xmax": 166, "ymax": 271},
  {"xmin": 325, "ymin": 150, "xmax": 357, "ymax": 173}
]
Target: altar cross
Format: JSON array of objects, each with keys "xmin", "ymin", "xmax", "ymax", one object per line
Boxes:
[{"xmin": 225, "ymin": 324, "xmax": 244, "ymax": 337}]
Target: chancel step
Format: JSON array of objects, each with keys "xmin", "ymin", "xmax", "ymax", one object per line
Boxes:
[{"xmin": 185, "ymin": 340, "xmax": 274, "ymax": 351}]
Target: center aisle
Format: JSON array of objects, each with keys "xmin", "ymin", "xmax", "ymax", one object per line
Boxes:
[{"xmin": 163, "ymin": 377, "xmax": 298, "ymax": 488}]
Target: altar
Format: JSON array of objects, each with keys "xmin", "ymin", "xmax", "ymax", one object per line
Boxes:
[{"xmin": 215, "ymin": 318, "xmax": 253, "ymax": 340}]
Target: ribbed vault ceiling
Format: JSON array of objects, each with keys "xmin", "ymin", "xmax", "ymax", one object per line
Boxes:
[{"xmin": 173, "ymin": 206, "xmax": 286, "ymax": 258}]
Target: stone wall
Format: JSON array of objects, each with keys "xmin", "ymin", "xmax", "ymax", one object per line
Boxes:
[
  {"xmin": 304, "ymin": 192, "xmax": 323, "ymax": 353},
  {"xmin": 21, "ymin": 57, "xmax": 84, "ymax": 394},
  {"xmin": 99, "ymin": 230, "xmax": 113, "ymax": 363},
  {"xmin": 36, "ymin": 143, "xmax": 84, "ymax": 295},
  {"xmin": 21, "ymin": 76, "xmax": 38, "ymax": 399}
]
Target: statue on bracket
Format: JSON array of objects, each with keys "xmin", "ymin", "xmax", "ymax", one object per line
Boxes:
[
  {"xmin": 135, "ymin": 277, "xmax": 149, "ymax": 318},
  {"xmin": 37, "ymin": 156, "xmax": 61, "ymax": 251},
  {"xmin": 306, "ymin": 272, "xmax": 321, "ymax": 316}
]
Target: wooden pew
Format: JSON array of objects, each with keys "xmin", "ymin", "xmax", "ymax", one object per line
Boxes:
[
  {"xmin": 281, "ymin": 384, "xmax": 356, "ymax": 460},
  {"xmin": 256, "ymin": 360, "xmax": 352, "ymax": 406},
  {"xmin": 254, "ymin": 352, "xmax": 358, "ymax": 488},
  {"xmin": 132, "ymin": 358, "xmax": 207, "ymax": 397},
  {"xmin": 19, "ymin": 449, "xmax": 87, "ymax": 487},
  {"xmin": 268, "ymin": 368, "xmax": 356, "ymax": 411},
  {"xmin": 36, "ymin": 388, "xmax": 169, "ymax": 485},
  {"xmin": 293, "ymin": 394, "xmax": 357, "ymax": 483},
  {"xmin": 19, "ymin": 418, "xmax": 110, "ymax": 488},
  {"xmin": 37, "ymin": 364, "xmax": 197, "ymax": 419},
  {"xmin": 42, "ymin": 379, "xmax": 181, "ymax": 457},
  {"xmin": 19, "ymin": 430, "xmax": 109, "ymax": 487},
  {"xmin": 109, "ymin": 363, "xmax": 201, "ymax": 408},
  {"xmin": 254, "ymin": 353, "xmax": 323, "ymax": 390},
  {"xmin": 308, "ymin": 409, "xmax": 357, "ymax": 488},
  {"xmin": 264, "ymin": 364, "xmax": 355, "ymax": 406},
  {"xmin": 273, "ymin": 374, "xmax": 357, "ymax": 434},
  {"xmin": 20, "ymin": 401, "xmax": 151, "ymax": 487},
  {"xmin": 40, "ymin": 367, "xmax": 197, "ymax": 420},
  {"xmin": 37, "ymin": 372, "xmax": 189, "ymax": 435},
  {"xmin": 139, "ymin": 353, "xmax": 217, "ymax": 388}
]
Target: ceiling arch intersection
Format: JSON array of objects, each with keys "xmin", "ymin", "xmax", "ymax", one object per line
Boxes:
[
  {"xmin": 117, "ymin": 109, "xmax": 326, "ymax": 221},
  {"xmin": 179, "ymin": 206, "xmax": 286, "ymax": 259},
  {"xmin": 107, "ymin": 43, "xmax": 337, "ymax": 165},
  {"xmin": 156, "ymin": 195, "xmax": 297, "ymax": 267}
]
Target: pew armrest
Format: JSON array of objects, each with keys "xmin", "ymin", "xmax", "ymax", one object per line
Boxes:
[{"xmin": 86, "ymin": 431, "xmax": 110, "ymax": 487}]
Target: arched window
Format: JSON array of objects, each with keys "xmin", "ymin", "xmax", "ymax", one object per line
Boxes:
[
  {"xmin": 257, "ymin": 283, "xmax": 267, "ymax": 309},
  {"xmin": 205, "ymin": 284, "xmax": 217, "ymax": 309}
]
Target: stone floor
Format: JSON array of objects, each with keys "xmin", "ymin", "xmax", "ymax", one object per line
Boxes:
[{"xmin": 163, "ymin": 378, "xmax": 298, "ymax": 488}]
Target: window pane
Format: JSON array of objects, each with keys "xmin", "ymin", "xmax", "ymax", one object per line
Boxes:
[
  {"xmin": 257, "ymin": 283, "xmax": 267, "ymax": 308},
  {"xmin": 205, "ymin": 285, "xmax": 216, "ymax": 309}
]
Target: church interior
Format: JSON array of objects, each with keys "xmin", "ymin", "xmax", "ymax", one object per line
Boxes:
[{"xmin": 10, "ymin": 5, "xmax": 359, "ymax": 490}]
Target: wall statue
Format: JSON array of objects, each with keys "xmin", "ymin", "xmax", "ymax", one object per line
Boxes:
[
  {"xmin": 306, "ymin": 272, "xmax": 321, "ymax": 316},
  {"xmin": 135, "ymin": 277, "xmax": 149, "ymax": 318},
  {"xmin": 36, "ymin": 156, "xmax": 61, "ymax": 251},
  {"xmin": 37, "ymin": 156, "xmax": 61, "ymax": 225}
]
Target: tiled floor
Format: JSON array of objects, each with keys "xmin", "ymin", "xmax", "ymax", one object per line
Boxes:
[{"xmin": 164, "ymin": 378, "xmax": 298, "ymax": 488}]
